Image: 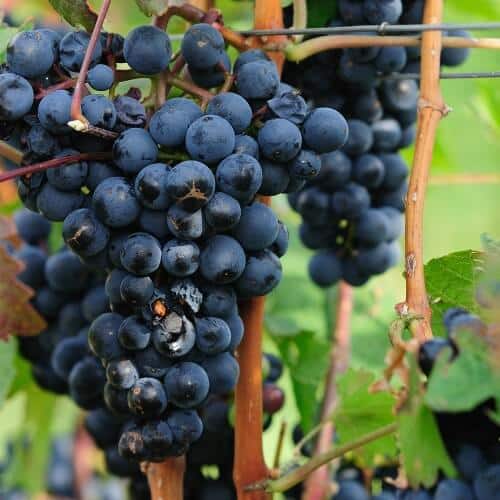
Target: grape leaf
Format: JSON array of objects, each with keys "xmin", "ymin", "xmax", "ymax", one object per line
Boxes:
[
  {"xmin": 424, "ymin": 250, "xmax": 483, "ymax": 337},
  {"xmin": 0, "ymin": 26, "xmax": 19, "ymax": 64},
  {"xmin": 0, "ymin": 245, "xmax": 47, "ymax": 340},
  {"xmin": 48, "ymin": 0, "xmax": 97, "ymax": 31},
  {"xmin": 135, "ymin": 0, "xmax": 169, "ymax": 17},
  {"xmin": 333, "ymin": 369, "xmax": 397, "ymax": 466},
  {"xmin": 398, "ymin": 354, "xmax": 456, "ymax": 488},
  {"xmin": 425, "ymin": 329, "xmax": 500, "ymax": 413},
  {"xmin": 271, "ymin": 330, "xmax": 329, "ymax": 432}
]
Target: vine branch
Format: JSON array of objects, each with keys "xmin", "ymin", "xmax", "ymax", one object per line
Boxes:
[
  {"xmin": 144, "ymin": 456, "xmax": 186, "ymax": 500},
  {"xmin": 248, "ymin": 423, "xmax": 398, "ymax": 494},
  {"xmin": 402, "ymin": 0, "xmax": 445, "ymax": 342},
  {"xmin": 285, "ymin": 34, "xmax": 500, "ymax": 62},
  {"xmin": 302, "ymin": 282, "xmax": 353, "ymax": 500}
]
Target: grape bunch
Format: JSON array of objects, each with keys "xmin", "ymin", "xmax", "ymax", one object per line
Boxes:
[
  {"xmin": 1, "ymin": 19, "xmax": 349, "ymax": 470},
  {"xmin": 283, "ymin": 0, "xmax": 471, "ymax": 288}
]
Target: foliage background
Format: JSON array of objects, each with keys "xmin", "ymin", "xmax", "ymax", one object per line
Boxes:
[{"xmin": 0, "ymin": 0, "xmax": 499, "ymax": 495}]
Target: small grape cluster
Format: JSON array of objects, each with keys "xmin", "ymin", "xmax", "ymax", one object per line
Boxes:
[
  {"xmin": 1, "ymin": 19, "xmax": 349, "ymax": 469},
  {"xmin": 283, "ymin": 0, "xmax": 470, "ymax": 288}
]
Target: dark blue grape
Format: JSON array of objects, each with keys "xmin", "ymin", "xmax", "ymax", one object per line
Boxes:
[
  {"xmin": 236, "ymin": 60, "xmax": 280, "ymax": 100},
  {"xmin": 200, "ymin": 284, "xmax": 237, "ymax": 319},
  {"xmin": 204, "ymin": 192, "xmax": 241, "ymax": 231},
  {"xmin": 92, "ymin": 177, "xmax": 141, "ymax": 228},
  {"xmin": 342, "ymin": 119, "xmax": 373, "ymax": 156},
  {"xmin": 201, "ymin": 352, "xmax": 239, "ymax": 395},
  {"xmin": 207, "ymin": 92, "xmax": 252, "ymax": 134},
  {"xmin": 380, "ymin": 79, "xmax": 418, "ymax": 113},
  {"xmin": 234, "ymin": 134, "xmax": 259, "ymax": 159},
  {"xmin": 195, "ymin": 317, "xmax": 231, "ymax": 355},
  {"xmin": 114, "ymin": 95, "xmax": 147, "ymax": 130},
  {"xmin": 149, "ymin": 98, "xmax": 202, "ymax": 148},
  {"xmin": 309, "ymin": 250, "xmax": 342, "ymax": 288},
  {"xmin": 185, "ymin": 115, "xmax": 235, "ymax": 164},
  {"xmin": 189, "ymin": 51, "xmax": 231, "ymax": 89},
  {"xmin": 118, "ymin": 425, "xmax": 147, "ymax": 461},
  {"xmin": 134, "ymin": 345, "xmax": 172, "ymax": 379},
  {"xmin": 120, "ymin": 232, "xmax": 162, "ymax": 276},
  {"xmin": 259, "ymin": 160, "xmax": 290, "ymax": 196},
  {"xmin": 0, "ymin": 73, "xmax": 34, "ymax": 121},
  {"xmin": 118, "ymin": 316, "xmax": 152, "ymax": 351},
  {"xmin": 103, "ymin": 383, "xmax": 130, "ymax": 415},
  {"xmin": 233, "ymin": 49, "xmax": 270, "ymax": 73},
  {"xmin": 453, "ymin": 444, "xmax": 488, "ymax": 482},
  {"xmin": 355, "ymin": 242, "xmax": 395, "ymax": 277},
  {"xmin": 26, "ymin": 124, "xmax": 59, "ymax": 158},
  {"xmin": 138, "ymin": 209, "xmax": 171, "ymax": 241},
  {"xmin": 14, "ymin": 244, "xmax": 46, "ymax": 289},
  {"xmin": 59, "ymin": 30, "xmax": 102, "ymax": 72},
  {"xmin": 372, "ymin": 118, "xmax": 403, "ymax": 152},
  {"xmin": 332, "ymin": 182, "xmax": 371, "ymax": 218},
  {"xmin": 289, "ymin": 149, "xmax": 321, "ymax": 180},
  {"xmin": 120, "ymin": 275, "xmax": 154, "ymax": 307},
  {"xmin": 7, "ymin": 30, "xmax": 56, "ymax": 78},
  {"xmin": 352, "ymin": 154, "xmax": 385, "ymax": 189},
  {"xmin": 13, "ymin": 209, "xmax": 51, "ymax": 244},
  {"xmin": 441, "ymin": 30, "xmax": 471, "ymax": 67},
  {"xmin": 380, "ymin": 206, "xmax": 404, "ymax": 240},
  {"xmin": 81, "ymin": 285, "xmax": 109, "ymax": 322},
  {"xmin": 363, "ymin": 0, "xmax": 402, "ymax": 24},
  {"xmin": 352, "ymin": 91, "xmax": 383, "ymax": 124},
  {"xmin": 434, "ymin": 479, "xmax": 474, "ymax": 500},
  {"xmin": 375, "ymin": 46, "xmax": 407, "ymax": 73},
  {"xmin": 162, "ymin": 239, "xmax": 200, "ymax": 277},
  {"xmin": 124, "ymin": 26, "xmax": 171, "ymax": 75},
  {"xmin": 167, "ymin": 205, "xmax": 204, "ymax": 240},
  {"xmin": 303, "ymin": 108, "xmax": 349, "ymax": 153},
  {"xmin": 166, "ymin": 160, "xmax": 215, "ymax": 212},
  {"xmin": 152, "ymin": 312, "xmax": 196, "ymax": 358},
  {"xmin": 63, "ymin": 208, "xmax": 110, "ymax": 257},
  {"xmin": 167, "ymin": 409, "xmax": 203, "ymax": 446},
  {"xmin": 44, "ymin": 250, "xmax": 89, "ymax": 293},
  {"xmin": 85, "ymin": 162, "xmax": 121, "ymax": 192},
  {"xmin": 312, "ymin": 150, "xmax": 352, "ymax": 190},
  {"xmin": 134, "ymin": 163, "xmax": 171, "ymax": 210},
  {"xmin": 37, "ymin": 90, "xmax": 72, "ymax": 134},
  {"xmin": 106, "ymin": 359, "xmax": 139, "ymax": 390},
  {"xmin": 333, "ymin": 480, "xmax": 370, "ymax": 500},
  {"xmin": 235, "ymin": 249, "xmax": 282, "ymax": 297},
  {"xmin": 142, "ymin": 420, "xmax": 173, "ymax": 459},
  {"xmin": 232, "ymin": 202, "xmax": 279, "ymax": 251},
  {"xmin": 270, "ymin": 220, "xmax": 289, "ymax": 258},
  {"xmin": 112, "ymin": 128, "xmax": 158, "ymax": 175},
  {"xmin": 267, "ymin": 91, "xmax": 307, "ymax": 125},
  {"xmin": 87, "ymin": 64, "xmax": 114, "ymax": 91},
  {"xmin": 181, "ymin": 24, "xmax": 225, "ymax": 71},
  {"xmin": 81, "ymin": 94, "xmax": 117, "ymax": 129},
  {"xmin": 379, "ymin": 154, "xmax": 409, "ymax": 190},
  {"xmin": 164, "ymin": 362, "xmax": 210, "ymax": 408},
  {"xmin": 354, "ymin": 208, "xmax": 390, "ymax": 245},
  {"xmin": 46, "ymin": 149, "xmax": 88, "ymax": 191},
  {"xmin": 88, "ymin": 312, "xmax": 125, "ymax": 362},
  {"xmin": 200, "ymin": 235, "xmax": 246, "ymax": 285},
  {"xmin": 216, "ymin": 153, "xmax": 262, "ymax": 204},
  {"xmin": 338, "ymin": 53, "xmax": 378, "ymax": 89},
  {"xmin": 258, "ymin": 118, "xmax": 302, "ymax": 162},
  {"xmin": 128, "ymin": 377, "xmax": 168, "ymax": 417}
]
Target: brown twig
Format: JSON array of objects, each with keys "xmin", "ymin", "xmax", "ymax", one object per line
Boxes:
[
  {"xmin": 403, "ymin": 0, "xmax": 446, "ymax": 342},
  {"xmin": 0, "ymin": 153, "xmax": 111, "ymax": 183},
  {"xmin": 70, "ymin": 0, "xmax": 112, "ymax": 125},
  {"xmin": 144, "ymin": 456, "xmax": 186, "ymax": 500},
  {"xmin": 285, "ymin": 34, "xmax": 500, "ymax": 62},
  {"xmin": 165, "ymin": 71, "xmax": 214, "ymax": 102},
  {"xmin": 35, "ymin": 79, "xmax": 76, "ymax": 99},
  {"xmin": 302, "ymin": 282, "xmax": 353, "ymax": 500}
]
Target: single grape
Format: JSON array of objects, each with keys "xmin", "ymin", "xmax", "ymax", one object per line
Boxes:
[
  {"xmin": 167, "ymin": 205, "xmax": 204, "ymax": 240},
  {"xmin": 195, "ymin": 317, "xmax": 231, "ymax": 355},
  {"xmin": 164, "ymin": 362, "xmax": 210, "ymax": 408},
  {"xmin": 120, "ymin": 275, "xmax": 154, "ymax": 307},
  {"xmin": 162, "ymin": 239, "xmax": 200, "ymax": 277},
  {"xmin": 37, "ymin": 90, "xmax": 73, "ymax": 134},
  {"xmin": 120, "ymin": 232, "xmax": 162, "ymax": 276},
  {"xmin": 87, "ymin": 64, "xmax": 114, "ymax": 91},
  {"xmin": 181, "ymin": 24, "xmax": 225, "ymax": 70},
  {"xmin": 134, "ymin": 163, "xmax": 171, "ymax": 210},
  {"xmin": 63, "ymin": 208, "xmax": 110, "ymax": 257},
  {"xmin": 106, "ymin": 359, "xmax": 139, "ymax": 390},
  {"xmin": 0, "ymin": 73, "xmax": 34, "ymax": 121},
  {"xmin": 206, "ymin": 92, "xmax": 253, "ymax": 134},
  {"xmin": 112, "ymin": 128, "xmax": 158, "ymax": 175},
  {"xmin": 235, "ymin": 249, "xmax": 282, "ymax": 298},
  {"xmin": 236, "ymin": 60, "xmax": 280, "ymax": 100},
  {"xmin": 124, "ymin": 26, "xmax": 171, "ymax": 75},
  {"xmin": 59, "ymin": 30, "xmax": 102, "ymax": 72},
  {"xmin": 258, "ymin": 118, "xmax": 302, "ymax": 163},
  {"xmin": 81, "ymin": 94, "xmax": 117, "ymax": 130}
]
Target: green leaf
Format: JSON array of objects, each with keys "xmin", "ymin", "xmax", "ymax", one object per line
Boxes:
[
  {"xmin": 135, "ymin": 0, "xmax": 169, "ymax": 17},
  {"xmin": 307, "ymin": 0, "xmax": 336, "ymax": 28},
  {"xmin": 398, "ymin": 355, "xmax": 456, "ymax": 488},
  {"xmin": 425, "ymin": 329, "xmax": 500, "ymax": 413},
  {"xmin": 0, "ymin": 26, "xmax": 19, "ymax": 64},
  {"xmin": 424, "ymin": 250, "xmax": 483, "ymax": 337},
  {"xmin": 48, "ymin": 0, "xmax": 97, "ymax": 31},
  {"xmin": 0, "ymin": 338, "xmax": 16, "ymax": 404},
  {"xmin": 333, "ymin": 369, "xmax": 397, "ymax": 466},
  {"xmin": 399, "ymin": 404, "xmax": 457, "ymax": 488},
  {"xmin": 272, "ymin": 330, "xmax": 329, "ymax": 432}
]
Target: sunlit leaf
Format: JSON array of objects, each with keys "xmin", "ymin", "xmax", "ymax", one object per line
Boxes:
[
  {"xmin": 48, "ymin": 0, "xmax": 97, "ymax": 31},
  {"xmin": 135, "ymin": 0, "xmax": 169, "ymax": 17}
]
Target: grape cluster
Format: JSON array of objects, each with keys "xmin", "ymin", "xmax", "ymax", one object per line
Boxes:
[
  {"xmin": 1, "ymin": 20, "xmax": 349, "ymax": 471},
  {"xmin": 283, "ymin": 0, "xmax": 470, "ymax": 288}
]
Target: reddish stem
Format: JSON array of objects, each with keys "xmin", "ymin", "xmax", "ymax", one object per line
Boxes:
[
  {"xmin": 70, "ymin": 0, "xmax": 112, "ymax": 123},
  {"xmin": 145, "ymin": 456, "xmax": 186, "ymax": 499},
  {"xmin": 302, "ymin": 282, "xmax": 353, "ymax": 500},
  {"xmin": 0, "ymin": 153, "xmax": 111, "ymax": 183},
  {"xmin": 35, "ymin": 79, "xmax": 76, "ymax": 99}
]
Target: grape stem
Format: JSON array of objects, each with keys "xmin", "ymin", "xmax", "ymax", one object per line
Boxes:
[
  {"xmin": 35, "ymin": 79, "xmax": 76, "ymax": 99},
  {"xmin": 273, "ymin": 421, "xmax": 288, "ymax": 469},
  {"xmin": 165, "ymin": 71, "xmax": 214, "ymax": 102},
  {"xmin": 69, "ymin": 0, "xmax": 112, "ymax": 128},
  {"xmin": 0, "ymin": 152, "xmax": 112, "ymax": 183},
  {"xmin": 400, "ymin": 0, "xmax": 446, "ymax": 342},
  {"xmin": 285, "ymin": 34, "xmax": 500, "ymax": 62},
  {"xmin": 291, "ymin": 0, "xmax": 308, "ymax": 43},
  {"xmin": 144, "ymin": 456, "xmax": 186, "ymax": 500},
  {"xmin": 0, "ymin": 140, "xmax": 24, "ymax": 165},
  {"xmin": 302, "ymin": 282, "xmax": 353, "ymax": 500},
  {"xmin": 247, "ymin": 423, "xmax": 398, "ymax": 494}
]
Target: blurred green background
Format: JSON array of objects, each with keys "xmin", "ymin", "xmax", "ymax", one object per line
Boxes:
[{"xmin": 0, "ymin": 0, "xmax": 499, "ymax": 495}]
